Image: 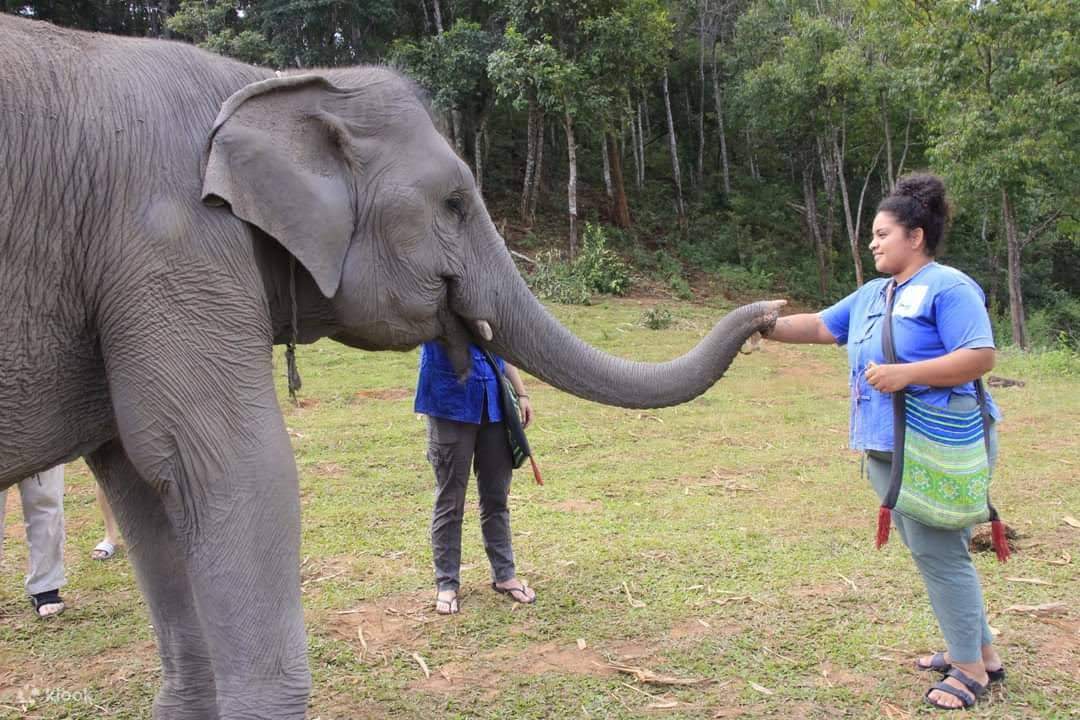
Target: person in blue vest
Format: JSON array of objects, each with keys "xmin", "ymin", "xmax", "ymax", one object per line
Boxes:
[
  {"xmin": 415, "ymin": 341, "xmax": 536, "ymax": 615},
  {"xmin": 764, "ymin": 174, "xmax": 1004, "ymax": 710}
]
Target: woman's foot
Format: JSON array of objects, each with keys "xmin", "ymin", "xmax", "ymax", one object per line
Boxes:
[
  {"xmin": 91, "ymin": 539, "xmax": 118, "ymax": 560},
  {"xmin": 493, "ymin": 578, "xmax": 536, "ymax": 604},
  {"xmin": 30, "ymin": 589, "xmax": 65, "ymax": 618},
  {"xmin": 917, "ymin": 650, "xmax": 1005, "ymax": 682},
  {"xmin": 435, "ymin": 589, "xmax": 459, "ymax": 615},
  {"xmin": 926, "ymin": 666, "xmax": 988, "ymax": 709}
]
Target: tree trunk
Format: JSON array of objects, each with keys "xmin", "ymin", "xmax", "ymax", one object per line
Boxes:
[
  {"xmin": 608, "ymin": 132, "xmax": 631, "ymax": 228},
  {"xmin": 1001, "ymin": 187, "xmax": 1027, "ymax": 349},
  {"xmin": 746, "ymin": 128, "xmax": 758, "ymax": 181},
  {"xmin": 817, "ymin": 134, "xmax": 837, "ymax": 279},
  {"xmin": 711, "ymin": 43, "xmax": 731, "ymax": 195},
  {"xmin": 802, "ymin": 164, "xmax": 828, "ymax": 299},
  {"xmin": 474, "ymin": 115, "xmax": 488, "ymax": 193},
  {"xmin": 697, "ymin": 6, "xmax": 707, "ymax": 189},
  {"xmin": 895, "ymin": 108, "xmax": 912, "ymax": 181},
  {"xmin": 564, "ymin": 112, "xmax": 578, "ymax": 258},
  {"xmin": 880, "ymin": 88, "xmax": 894, "ymax": 192},
  {"xmin": 683, "ymin": 91, "xmax": 697, "ymax": 191},
  {"xmin": 451, "ymin": 109, "xmax": 466, "ymax": 158},
  {"xmin": 419, "ymin": 0, "xmax": 432, "ymax": 34},
  {"xmin": 530, "ymin": 109, "xmax": 545, "ymax": 223},
  {"xmin": 662, "ymin": 70, "xmax": 686, "ymax": 229},
  {"xmin": 520, "ymin": 101, "xmax": 538, "ymax": 222},
  {"xmin": 628, "ymin": 99, "xmax": 642, "ymax": 193},
  {"xmin": 834, "ymin": 134, "xmax": 864, "ymax": 286},
  {"xmin": 431, "ymin": 0, "xmax": 444, "ymax": 33},
  {"xmin": 637, "ymin": 101, "xmax": 646, "ymax": 189},
  {"xmin": 602, "ymin": 131, "xmax": 614, "ymax": 208}
]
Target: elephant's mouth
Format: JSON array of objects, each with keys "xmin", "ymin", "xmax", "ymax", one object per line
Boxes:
[{"xmin": 437, "ymin": 305, "xmax": 495, "ymax": 380}]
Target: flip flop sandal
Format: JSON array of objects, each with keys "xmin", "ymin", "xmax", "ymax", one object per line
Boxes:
[
  {"xmin": 30, "ymin": 590, "xmax": 65, "ymax": 619},
  {"xmin": 925, "ymin": 667, "xmax": 988, "ymax": 710},
  {"xmin": 916, "ymin": 652, "xmax": 1006, "ymax": 683},
  {"xmin": 435, "ymin": 591, "xmax": 459, "ymax": 615},
  {"xmin": 91, "ymin": 540, "xmax": 117, "ymax": 560},
  {"xmin": 492, "ymin": 581, "xmax": 535, "ymax": 604}
]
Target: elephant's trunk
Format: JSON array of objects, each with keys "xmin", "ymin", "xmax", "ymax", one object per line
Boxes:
[{"xmin": 461, "ymin": 240, "xmax": 782, "ymax": 409}]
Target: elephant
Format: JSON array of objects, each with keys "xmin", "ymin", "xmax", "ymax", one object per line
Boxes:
[{"xmin": 0, "ymin": 14, "xmax": 780, "ymax": 720}]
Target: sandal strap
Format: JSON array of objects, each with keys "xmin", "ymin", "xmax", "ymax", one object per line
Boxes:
[
  {"xmin": 918, "ymin": 651, "xmax": 950, "ymax": 672},
  {"xmin": 946, "ymin": 667, "xmax": 988, "ymax": 698},
  {"xmin": 926, "ymin": 681, "xmax": 974, "ymax": 708}
]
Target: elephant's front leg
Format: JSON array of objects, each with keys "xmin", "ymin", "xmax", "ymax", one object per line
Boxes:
[
  {"xmin": 102, "ymin": 291, "xmax": 311, "ymax": 720},
  {"xmin": 86, "ymin": 440, "xmax": 220, "ymax": 720}
]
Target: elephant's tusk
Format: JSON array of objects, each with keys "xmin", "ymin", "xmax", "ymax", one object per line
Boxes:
[{"xmin": 475, "ymin": 320, "xmax": 494, "ymax": 342}]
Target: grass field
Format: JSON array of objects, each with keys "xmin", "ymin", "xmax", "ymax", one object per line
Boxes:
[{"xmin": 2, "ymin": 296, "xmax": 1077, "ymax": 719}]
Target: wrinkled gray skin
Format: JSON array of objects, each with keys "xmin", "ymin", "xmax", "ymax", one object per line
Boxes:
[{"xmin": 0, "ymin": 15, "xmax": 780, "ymax": 720}]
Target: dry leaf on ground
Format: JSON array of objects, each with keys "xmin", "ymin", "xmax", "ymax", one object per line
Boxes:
[
  {"xmin": 604, "ymin": 662, "xmax": 710, "ymax": 686},
  {"xmin": 623, "ymin": 581, "xmax": 647, "ymax": 608},
  {"xmin": 1006, "ymin": 576, "xmax": 1052, "ymax": 586},
  {"xmin": 747, "ymin": 681, "xmax": 774, "ymax": 696},
  {"xmin": 577, "ymin": 638, "xmax": 588, "ymax": 650},
  {"xmin": 1004, "ymin": 602, "xmax": 1067, "ymax": 616},
  {"xmin": 411, "ymin": 652, "xmax": 430, "ymax": 679}
]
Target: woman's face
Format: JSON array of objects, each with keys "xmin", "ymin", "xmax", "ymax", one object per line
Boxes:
[{"xmin": 870, "ymin": 211, "xmax": 925, "ymax": 276}]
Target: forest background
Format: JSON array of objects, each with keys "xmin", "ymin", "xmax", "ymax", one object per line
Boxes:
[{"xmin": 4, "ymin": 0, "xmax": 1077, "ymax": 351}]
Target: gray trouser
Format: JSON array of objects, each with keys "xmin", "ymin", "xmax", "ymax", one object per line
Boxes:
[
  {"xmin": 426, "ymin": 416, "xmax": 515, "ymax": 592},
  {"xmin": 0, "ymin": 465, "xmax": 66, "ymax": 596},
  {"xmin": 865, "ymin": 394, "xmax": 998, "ymax": 664}
]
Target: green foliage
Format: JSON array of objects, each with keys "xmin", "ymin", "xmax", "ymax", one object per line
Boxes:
[
  {"xmin": 526, "ymin": 251, "xmax": 594, "ymax": 305},
  {"xmin": 168, "ymin": 0, "xmax": 275, "ymax": 65},
  {"xmin": 640, "ymin": 305, "xmax": 673, "ymax": 329},
  {"xmin": 576, "ymin": 223, "xmax": 631, "ymax": 296},
  {"xmin": 526, "ymin": 224, "xmax": 632, "ymax": 304},
  {"xmin": 1026, "ymin": 292, "xmax": 1080, "ymax": 351}
]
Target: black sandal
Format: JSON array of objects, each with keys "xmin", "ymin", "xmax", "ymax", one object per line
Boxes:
[
  {"xmin": 925, "ymin": 667, "xmax": 988, "ymax": 710},
  {"xmin": 916, "ymin": 652, "xmax": 1006, "ymax": 683},
  {"xmin": 492, "ymin": 580, "xmax": 535, "ymax": 604},
  {"xmin": 30, "ymin": 589, "xmax": 65, "ymax": 618}
]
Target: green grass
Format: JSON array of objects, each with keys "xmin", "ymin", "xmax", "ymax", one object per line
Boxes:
[{"xmin": 2, "ymin": 296, "xmax": 1078, "ymax": 719}]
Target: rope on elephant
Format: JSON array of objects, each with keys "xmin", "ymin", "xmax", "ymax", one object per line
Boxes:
[{"xmin": 286, "ymin": 255, "xmax": 302, "ymax": 404}]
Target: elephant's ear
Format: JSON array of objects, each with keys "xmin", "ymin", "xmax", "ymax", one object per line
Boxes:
[{"xmin": 202, "ymin": 75, "xmax": 358, "ymax": 298}]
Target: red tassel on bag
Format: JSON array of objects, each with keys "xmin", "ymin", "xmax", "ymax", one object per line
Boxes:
[
  {"xmin": 529, "ymin": 455, "xmax": 544, "ymax": 486},
  {"xmin": 875, "ymin": 505, "xmax": 892, "ymax": 549},
  {"xmin": 991, "ymin": 519, "xmax": 1010, "ymax": 563}
]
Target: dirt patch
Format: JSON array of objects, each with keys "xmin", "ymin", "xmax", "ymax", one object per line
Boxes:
[
  {"xmin": 322, "ymin": 592, "xmax": 432, "ymax": 661},
  {"xmin": 309, "ymin": 462, "xmax": 347, "ymax": 479},
  {"xmin": 549, "ymin": 499, "xmax": 602, "ymax": 513},
  {"xmin": 351, "ymin": 388, "xmax": 413, "ymax": 402},
  {"xmin": 816, "ymin": 660, "xmax": 877, "ymax": 693},
  {"xmin": 787, "ymin": 582, "xmax": 849, "ymax": 600},
  {"xmin": 301, "ymin": 555, "xmax": 356, "ymax": 588}
]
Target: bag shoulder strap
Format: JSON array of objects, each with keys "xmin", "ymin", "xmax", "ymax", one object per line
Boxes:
[{"xmin": 881, "ymin": 282, "xmax": 904, "ymax": 508}]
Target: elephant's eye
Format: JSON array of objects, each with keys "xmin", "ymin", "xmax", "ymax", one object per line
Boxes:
[{"xmin": 445, "ymin": 196, "xmax": 466, "ymax": 221}]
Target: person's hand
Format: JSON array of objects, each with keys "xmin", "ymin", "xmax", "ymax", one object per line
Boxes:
[
  {"xmin": 518, "ymin": 396, "xmax": 534, "ymax": 428},
  {"xmin": 864, "ymin": 362, "xmax": 911, "ymax": 393}
]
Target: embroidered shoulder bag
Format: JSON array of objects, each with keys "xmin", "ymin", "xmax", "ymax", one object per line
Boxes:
[{"xmin": 877, "ymin": 282, "xmax": 1008, "ymax": 561}]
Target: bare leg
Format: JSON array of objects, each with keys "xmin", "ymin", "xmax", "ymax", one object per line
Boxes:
[
  {"xmin": 86, "ymin": 440, "xmax": 220, "ymax": 720},
  {"xmin": 92, "ymin": 482, "xmax": 122, "ymax": 559}
]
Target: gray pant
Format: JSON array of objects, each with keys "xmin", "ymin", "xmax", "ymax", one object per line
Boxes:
[
  {"xmin": 0, "ymin": 465, "xmax": 66, "ymax": 596},
  {"xmin": 865, "ymin": 394, "xmax": 998, "ymax": 664},
  {"xmin": 426, "ymin": 416, "xmax": 516, "ymax": 592}
]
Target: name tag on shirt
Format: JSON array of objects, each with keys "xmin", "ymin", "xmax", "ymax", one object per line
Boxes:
[{"xmin": 893, "ymin": 284, "xmax": 929, "ymax": 318}]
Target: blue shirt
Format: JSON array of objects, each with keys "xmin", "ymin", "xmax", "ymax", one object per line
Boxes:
[
  {"xmin": 819, "ymin": 262, "xmax": 1000, "ymax": 452},
  {"xmin": 414, "ymin": 342, "xmax": 505, "ymax": 424}
]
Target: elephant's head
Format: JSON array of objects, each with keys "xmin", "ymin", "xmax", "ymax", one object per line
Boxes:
[{"xmin": 202, "ymin": 67, "xmax": 780, "ymax": 407}]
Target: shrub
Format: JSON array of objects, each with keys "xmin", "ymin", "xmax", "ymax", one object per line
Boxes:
[
  {"xmin": 526, "ymin": 251, "xmax": 592, "ymax": 305},
  {"xmin": 576, "ymin": 224, "xmax": 631, "ymax": 296},
  {"xmin": 641, "ymin": 306, "xmax": 674, "ymax": 330}
]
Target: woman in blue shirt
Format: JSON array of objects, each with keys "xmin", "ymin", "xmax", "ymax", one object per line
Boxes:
[
  {"xmin": 415, "ymin": 341, "xmax": 535, "ymax": 615},
  {"xmin": 765, "ymin": 174, "xmax": 1003, "ymax": 709}
]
